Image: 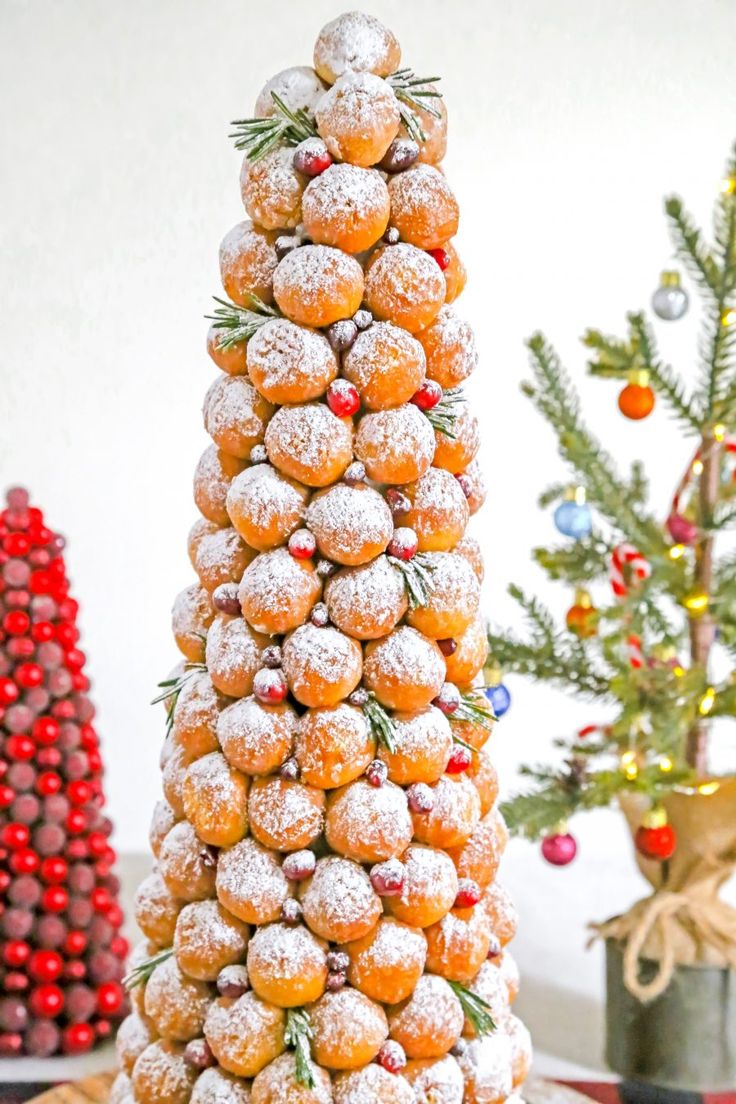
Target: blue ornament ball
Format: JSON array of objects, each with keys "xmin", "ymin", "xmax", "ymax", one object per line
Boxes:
[
  {"xmin": 554, "ymin": 500, "xmax": 592, "ymax": 539},
  {"xmin": 485, "ymin": 682, "xmax": 511, "ymax": 718}
]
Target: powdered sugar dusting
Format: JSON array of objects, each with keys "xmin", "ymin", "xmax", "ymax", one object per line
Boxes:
[
  {"xmin": 205, "ymin": 614, "xmax": 264, "ymax": 696},
  {"xmin": 255, "ymin": 65, "xmax": 327, "ymax": 118},
  {"xmin": 354, "ymin": 404, "xmax": 436, "ymax": 482},
  {"xmin": 363, "ymin": 626, "xmax": 446, "ymax": 701},
  {"xmin": 282, "ymin": 623, "xmax": 362, "ymax": 702},
  {"xmin": 272, "ymin": 244, "xmax": 363, "ymax": 313},
  {"xmin": 264, "ymin": 402, "xmax": 354, "ymax": 486},
  {"xmin": 217, "ymin": 695, "xmax": 296, "ymax": 776},
  {"xmin": 300, "ymin": 856, "xmax": 381, "ymax": 943},
  {"xmin": 216, "ymin": 838, "xmax": 290, "ymax": 924},
  {"xmin": 456, "ymin": 1033, "xmax": 513, "ymax": 1102},
  {"xmin": 313, "ymin": 12, "xmax": 400, "ymax": 80},
  {"xmin": 203, "ymin": 375, "xmax": 272, "ymax": 458},
  {"xmin": 191, "ymin": 1066, "xmax": 253, "ymax": 1104},
  {"xmin": 238, "ymin": 548, "xmax": 322, "ymax": 634},
  {"xmin": 333, "ymin": 1064, "xmax": 414, "ymax": 1104},
  {"xmin": 248, "ymin": 777, "xmax": 325, "ymax": 852},
  {"xmin": 240, "ymin": 146, "xmax": 305, "ymax": 231},
  {"xmin": 302, "ymin": 164, "xmax": 390, "ymax": 251},
  {"xmin": 306, "ymin": 484, "xmax": 393, "ymax": 564},
  {"xmin": 419, "ymin": 305, "xmax": 478, "ymax": 387},
  {"xmin": 226, "ymin": 464, "xmax": 308, "ymax": 540},
  {"xmin": 388, "ymin": 973, "xmax": 463, "ymax": 1047},
  {"xmin": 326, "ymin": 778, "xmax": 412, "ymax": 861},
  {"xmin": 342, "ymin": 321, "xmax": 426, "ymax": 410},
  {"xmin": 407, "ymin": 1054, "xmax": 464, "ymax": 1104},
  {"xmin": 324, "ymin": 555, "xmax": 407, "ymax": 639},
  {"xmin": 246, "ymin": 319, "xmax": 337, "ymax": 403}
]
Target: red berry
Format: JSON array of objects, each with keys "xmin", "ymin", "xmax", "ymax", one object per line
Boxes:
[
  {"xmin": 37, "ymin": 772, "xmax": 62, "ymax": 798},
  {"xmin": 326, "ymin": 970, "xmax": 347, "ymax": 991},
  {"xmin": 6, "ymin": 735, "xmax": 35, "ymax": 761},
  {"xmin": 365, "ymin": 759, "xmax": 388, "ymax": 787},
  {"xmin": 279, "ymin": 757, "xmax": 300, "ymax": 782},
  {"xmin": 95, "ymin": 1019, "xmax": 113, "ymax": 1039},
  {"xmin": 407, "ymin": 782, "xmax": 435, "ymax": 814},
  {"xmin": 40, "ymin": 856, "xmax": 68, "ymax": 884},
  {"xmin": 96, "ymin": 981, "xmax": 123, "ymax": 1015},
  {"xmin": 438, "ymin": 638, "xmax": 457, "ymax": 657},
  {"xmin": 79, "ymin": 724, "xmax": 98, "ymax": 750},
  {"xmin": 106, "ymin": 903, "xmax": 124, "ymax": 929},
  {"xmin": 3, "ymin": 941, "xmax": 30, "ymax": 968},
  {"xmin": 253, "ymin": 667, "xmax": 288, "ymax": 704},
  {"xmin": 326, "ymin": 379, "xmax": 360, "ymax": 417},
  {"xmin": 427, "ymin": 247, "xmax": 451, "ymax": 270},
  {"xmin": 31, "ymin": 621, "xmax": 55, "ymax": 643},
  {"xmin": 15, "ymin": 662, "xmax": 43, "ymax": 689},
  {"xmin": 288, "ymin": 528, "xmax": 317, "ymax": 560},
  {"xmin": 410, "ymin": 379, "xmax": 442, "ymax": 411},
  {"xmin": 378, "ymin": 1039, "xmax": 407, "ymax": 1074},
  {"xmin": 68, "ymin": 780, "xmax": 93, "ymax": 807},
  {"xmin": 386, "ymin": 527, "xmax": 418, "ymax": 561},
  {"xmin": 0, "ymin": 678, "xmax": 19, "ymax": 705},
  {"xmin": 64, "ymin": 930, "xmax": 88, "ymax": 956},
  {"xmin": 432, "ymin": 682, "xmax": 462, "ymax": 716},
  {"xmin": 64, "ymin": 647, "xmax": 85, "ymax": 670},
  {"xmin": 72, "ymin": 672, "xmax": 90, "ymax": 692},
  {"xmin": 4, "ymin": 973, "xmax": 28, "ymax": 993},
  {"xmin": 10, "ymin": 848, "xmax": 39, "ymax": 875},
  {"xmin": 454, "ymin": 878, "xmax": 482, "ymax": 909},
  {"xmin": 87, "ymin": 831, "xmax": 107, "ymax": 857},
  {"xmin": 29, "ymin": 950, "xmax": 63, "ymax": 982},
  {"xmin": 63, "ymin": 1022, "xmax": 94, "ymax": 1054},
  {"xmin": 292, "ymin": 137, "xmax": 333, "ymax": 177},
  {"xmin": 385, "ymin": 488, "xmax": 411, "ymax": 515},
  {"xmin": 446, "ymin": 745, "xmax": 472, "ymax": 774},
  {"xmin": 91, "ymin": 887, "xmax": 111, "ymax": 913},
  {"xmin": 66, "ymin": 808, "xmax": 87, "ymax": 835},
  {"xmin": 3, "ymin": 611, "xmax": 30, "ymax": 636},
  {"xmin": 282, "ymin": 850, "xmax": 317, "ymax": 882},
  {"xmin": 29, "ymin": 570, "xmax": 52, "ymax": 595},
  {"xmin": 8, "ymin": 637, "xmax": 35, "ymax": 659},
  {"xmin": 1, "ymin": 823, "xmax": 30, "ymax": 850},
  {"xmin": 31, "ymin": 984, "xmax": 64, "ymax": 1021},
  {"xmin": 3, "ymin": 534, "xmax": 30, "ymax": 558},
  {"xmin": 370, "ymin": 858, "xmax": 405, "ymax": 897},
  {"xmin": 42, "ymin": 886, "xmax": 69, "ymax": 913},
  {"xmin": 216, "ymin": 965, "xmax": 250, "ymax": 998},
  {"xmin": 0, "ymin": 785, "xmax": 14, "ymax": 809},
  {"xmin": 58, "ymin": 598, "xmax": 79, "ymax": 620},
  {"xmin": 110, "ymin": 934, "xmax": 129, "ymax": 959},
  {"xmin": 33, "ymin": 716, "xmax": 60, "ymax": 745}
]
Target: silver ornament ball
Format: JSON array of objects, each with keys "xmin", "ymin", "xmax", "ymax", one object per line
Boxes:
[{"xmin": 652, "ymin": 271, "xmax": 689, "ymax": 321}]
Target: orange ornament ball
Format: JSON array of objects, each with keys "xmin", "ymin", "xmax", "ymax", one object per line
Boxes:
[{"xmin": 618, "ymin": 382, "xmax": 655, "ymax": 420}]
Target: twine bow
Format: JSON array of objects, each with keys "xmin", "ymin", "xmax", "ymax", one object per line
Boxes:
[{"xmin": 590, "ymin": 855, "xmax": 736, "ymax": 1002}]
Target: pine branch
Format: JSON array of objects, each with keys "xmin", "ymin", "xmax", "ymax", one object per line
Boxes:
[
  {"xmin": 423, "ymin": 387, "xmax": 464, "ymax": 439},
  {"xmin": 448, "ymin": 981, "xmax": 496, "ymax": 1036},
  {"xmin": 388, "ymin": 69, "xmax": 442, "ymax": 143},
  {"xmin": 628, "ymin": 313, "xmax": 702, "ymax": 432},
  {"xmin": 533, "ymin": 535, "xmax": 612, "ymax": 584},
  {"xmin": 284, "ymin": 1009, "xmax": 316, "ymax": 1089},
  {"xmin": 206, "ymin": 295, "xmax": 279, "ymax": 350},
  {"xmin": 152, "ymin": 663, "xmax": 206, "ymax": 737},
  {"xmin": 230, "ymin": 92, "xmax": 317, "ymax": 161},
  {"xmin": 388, "ymin": 553, "xmax": 437, "ymax": 609},
  {"xmin": 524, "ymin": 334, "xmax": 662, "ymax": 549},
  {"xmin": 629, "ymin": 460, "xmax": 648, "ymax": 506},
  {"xmin": 123, "ymin": 947, "xmax": 173, "ymax": 990},
  {"xmin": 450, "ymin": 689, "xmax": 496, "ymax": 729},
  {"xmin": 538, "ymin": 482, "xmax": 569, "ymax": 509},
  {"xmin": 665, "ymin": 196, "xmax": 721, "ymax": 295},
  {"xmin": 361, "ymin": 693, "xmax": 397, "ymax": 753}
]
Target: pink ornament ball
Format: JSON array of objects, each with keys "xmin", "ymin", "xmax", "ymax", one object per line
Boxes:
[{"xmin": 541, "ymin": 832, "xmax": 577, "ymax": 866}]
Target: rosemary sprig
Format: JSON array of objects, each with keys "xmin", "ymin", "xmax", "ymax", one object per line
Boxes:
[
  {"xmin": 285, "ymin": 1008, "xmax": 316, "ymax": 1089},
  {"xmin": 230, "ymin": 92, "xmax": 317, "ymax": 162},
  {"xmin": 362, "ymin": 692, "xmax": 397, "ymax": 753},
  {"xmin": 424, "ymin": 387, "xmax": 464, "ymax": 439},
  {"xmin": 123, "ymin": 947, "xmax": 173, "ymax": 991},
  {"xmin": 448, "ymin": 980, "xmax": 496, "ymax": 1036},
  {"xmin": 388, "ymin": 552, "xmax": 437, "ymax": 609},
  {"xmin": 450, "ymin": 690, "xmax": 497, "ymax": 730},
  {"xmin": 389, "ymin": 68, "xmax": 443, "ymax": 143},
  {"xmin": 152, "ymin": 662, "xmax": 206, "ymax": 736},
  {"xmin": 206, "ymin": 294, "xmax": 280, "ymax": 351}
]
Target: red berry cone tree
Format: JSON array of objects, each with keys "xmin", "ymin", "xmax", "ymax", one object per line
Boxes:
[
  {"xmin": 0, "ymin": 488, "xmax": 128, "ymax": 1057},
  {"xmin": 118, "ymin": 11, "xmax": 529, "ymax": 1104}
]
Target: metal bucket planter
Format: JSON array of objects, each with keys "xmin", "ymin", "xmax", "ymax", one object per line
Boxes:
[{"xmin": 605, "ymin": 938, "xmax": 736, "ymax": 1095}]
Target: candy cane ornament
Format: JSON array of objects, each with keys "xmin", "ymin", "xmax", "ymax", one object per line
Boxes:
[{"xmin": 609, "ymin": 543, "xmax": 651, "ymax": 599}]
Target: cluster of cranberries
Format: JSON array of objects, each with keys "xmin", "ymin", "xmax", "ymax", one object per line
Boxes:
[{"xmin": 0, "ymin": 489, "xmax": 127, "ymax": 1057}]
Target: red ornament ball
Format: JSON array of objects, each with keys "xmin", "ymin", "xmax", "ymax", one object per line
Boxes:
[
  {"xmin": 96, "ymin": 982, "xmax": 124, "ymax": 1015},
  {"xmin": 635, "ymin": 822, "xmax": 677, "ymax": 862},
  {"xmin": 618, "ymin": 382, "xmax": 655, "ymax": 421},
  {"xmin": 63, "ymin": 1022, "xmax": 95, "ymax": 1054},
  {"xmin": 541, "ymin": 832, "xmax": 578, "ymax": 866}
]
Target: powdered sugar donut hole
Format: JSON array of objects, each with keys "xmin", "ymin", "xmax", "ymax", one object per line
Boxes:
[
  {"xmin": 315, "ymin": 73, "xmax": 400, "ymax": 167},
  {"xmin": 255, "ymin": 65, "xmax": 327, "ymax": 118},
  {"xmin": 313, "ymin": 11, "xmax": 401, "ymax": 84}
]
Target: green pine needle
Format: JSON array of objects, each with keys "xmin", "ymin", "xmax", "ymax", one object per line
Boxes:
[
  {"xmin": 450, "ymin": 690, "xmax": 496, "ymax": 730},
  {"xmin": 362, "ymin": 693, "xmax": 397, "ymax": 753},
  {"xmin": 206, "ymin": 294, "xmax": 279, "ymax": 350},
  {"xmin": 285, "ymin": 1009, "xmax": 316, "ymax": 1089},
  {"xmin": 448, "ymin": 980, "xmax": 496, "ymax": 1036},
  {"xmin": 152, "ymin": 663, "xmax": 206, "ymax": 736},
  {"xmin": 388, "ymin": 553, "xmax": 437, "ymax": 609},
  {"xmin": 230, "ymin": 92, "xmax": 317, "ymax": 161},
  {"xmin": 424, "ymin": 387, "xmax": 463, "ymax": 439},
  {"xmin": 123, "ymin": 947, "xmax": 173, "ymax": 991},
  {"xmin": 389, "ymin": 68, "xmax": 443, "ymax": 143}
]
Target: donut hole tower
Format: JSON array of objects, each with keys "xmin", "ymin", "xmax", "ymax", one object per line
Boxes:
[{"xmin": 117, "ymin": 12, "xmax": 530, "ymax": 1104}]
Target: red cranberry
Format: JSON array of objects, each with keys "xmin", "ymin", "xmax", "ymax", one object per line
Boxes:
[
  {"xmin": 288, "ymin": 529, "xmax": 317, "ymax": 560},
  {"xmin": 26, "ymin": 1019, "xmax": 61, "ymax": 1057},
  {"xmin": 96, "ymin": 981, "xmax": 123, "ymax": 1015},
  {"xmin": 456, "ymin": 473, "xmax": 473, "ymax": 499},
  {"xmin": 310, "ymin": 602, "xmax": 329, "ymax": 627},
  {"xmin": 383, "ymin": 226, "xmax": 400, "ymax": 244},
  {"xmin": 326, "ymin": 319, "xmax": 358, "ymax": 353},
  {"xmin": 446, "ymin": 745, "xmax": 473, "ymax": 775},
  {"xmin": 0, "ymin": 997, "xmax": 28, "ymax": 1034},
  {"xmin": 407, "ymin": 782, "xmax": 435, "ymax": 814},
  {"xmin": 410, "ymin": 380, "xmax": 443, "ymax": 411},
  {"xmin": 279, "ymin": 757, "xmax": 301, "ymax": 782},
  {"xmin": 316, "ymin": 558, "xmax": 337, "ymax": 578},
  {"xmin": 2, "ymin": 822, "xmax": 30, "ymax": 850},
  {"xmin": 326, "ymin": 379, "xmax": 360, "ymax": 417},
  {"xmin": 365, "ymin": 759, "xmax": 388, "ymax": 788},
  {"xmin": 370, "ymin": 858, "xmax": 405, "ymax": 897},
  {"xmin": 63, "ymin": 1022, "xmax": 95, "ymax": 1054},
  {"xmin": 487, "ymin": 933, "xmax": 502, "ymax": 960},
  {"xmin": 326, "ymin": 950, "xmax": 349, "ymax": 973},
  {"xmin": 212, "ymin": 583, "xmax": 241, "ymax": 615},
  {"xmin": 348, "ymin": 687, "xmax": 369, "ymax": 707},
  {"xmin": 282, "ymin": 850, "xmax": 316, "ymax": 882},
  {"xmin": 378, "ymin": 1039, "xmax": 407, "ymax": 1073},
  {"xmin": 216, "ymin": 964, "xmax": 250, "ymax": 998},
  {"xmin": 253, "ymin": 667, "xmax": 288, "ymax": 704},
  {"xmin": 454, "ymin": 878, "xmax": 482, "ymax": 909},
  {"xmin": 292, "ymin": 137, "xmax": 332, "ymax": 176},
  {"xmin": 385, "ymin": 488, "xmax": 411, "ymax": 515},
  {"xmin": 432, "ymin": 682, "xmax": 462, "ymax": 716},
  {"xmin": 380, "ymin": 137, "xmax": 420, "ymax": 173},
  {"xmin": 281, "ymin": 898, "xmax": 302, "ymax": 925},
  {"xmin": 326, "ymin": 971, "xmax": 346, "ymax": 991},
  {"xmin": 185, "ymin": 1037, "xmax": 216, "ymax": 1069},
  {"xmin": 29, "ymin": 950, "xmax": 63, "ymax": 983},
  {"xmin": 387, "ymin": 527, "xmax": 418, "ymax": 561},
  {"xmin": 261, "ymin": 645, "xmax": 282, "ymax": 669},
  {"xmin": 427, "ymin": 247, "xmax": 451, "ymax": 270},
  {"xmin": 438, "ymin": 638, "xmax": 457, "ymax": 657}
]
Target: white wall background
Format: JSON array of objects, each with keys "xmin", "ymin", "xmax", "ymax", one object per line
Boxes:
[{"xmin": 2, "ymin": 0, "xmax": 736, "ymax": 1070}]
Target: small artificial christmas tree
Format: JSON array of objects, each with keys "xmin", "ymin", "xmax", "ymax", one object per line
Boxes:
[
  {"xmin": 0, "ymin": 488, "xmax": 128, "ymax": 1057},
  {"xmin": 489, "ymin": 148, "xmax": 736, "ymax": 1013},
  {"xmin": 116, "ymin": 11, "xmax": 530, "ymax": 1104}
]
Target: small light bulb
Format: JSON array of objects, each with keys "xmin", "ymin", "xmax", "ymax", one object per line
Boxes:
[
  {"xmin": 683, "ymin": 589, "xmax": 709, "ymax": 616},
  {"xmin": 722, "ymin": 309, "xmax": 736, "ymax": 328},
  {"xmin": 669, "ymin": 544, "xmax": 685, "ymax": 560},
  {"xmin": 699, "ymin": 687, "xmax": 716, "ymax": 716},
  {"xmin": 658, "ymin": 755, "xmax": 674, "ymax": 773},
  {"xmin": 673, "ymin": 665, "xmax": 685, "ymax": 678},
  {"xmin": 713, "ymin": 423, "xmax": 726, "ymax": 442},
  {"xmin": 692, "ymin": 459, "xmax": 704, "ymax": 475},
  {"xmin": 720, "ymin": 177, "xmax": 736, "ymax": 195},
  {"xmin": 697, "ymin": 780, "xmax": 720, "ymax": 795}
]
